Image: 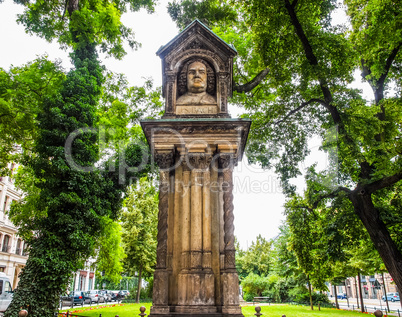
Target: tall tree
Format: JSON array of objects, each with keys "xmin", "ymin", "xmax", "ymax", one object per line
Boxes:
[
  {"xmin": 121, "ymin": 177, "xmax": 158, "ymax": 303},
  {"xmin": 236, "ymin": 234, "xmax": 272, "ymax": 278},
  {"xmin": 3, "ymin": 0, "xmax": 156, "ymax": 316},
  {"xmin": 168, "ymin": 0, "xmax": 402, "ymax": 291},
  {"xmin": 95, "ymin": 220, "xmax": 126, "ymax": 284}
]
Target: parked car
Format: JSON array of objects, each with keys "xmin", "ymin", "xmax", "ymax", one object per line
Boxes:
[
  {"xmin": 109, "ymin": 290, "xmax": 123, "ymax": 301},
  {"xmin": 382, "ymin": 292, "xmax": 400, "ymax": 302},
  {"xmin": 0, "ymin": 272, "xmax": 13, "ymax": 312},
  {"xmin": 100, "ymin": 290, "xmax": 113, "ymax": 302},
  {"xmin": 86, "ymin": 290, "xmax": 105, "ymax": 303},
  {"xmin": 337, "ymin": 293, "xmax": 347, "ymax": 299},
  {"xmin": 61, "ymin": 291, "xmax": 90, "ymax": 306},
  {"xmin": 119, "ymin": 290, "xmax": 130, "ymax": 298}
]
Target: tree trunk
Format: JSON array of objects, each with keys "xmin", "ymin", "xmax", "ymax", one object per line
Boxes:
[
  {"xmin": 349, "ymin": 190, "xmax": 402, "ymax": 295},
  {"xmin": 345, "ymin": 279, "xmax": 349, "ymax": 307},
  {"xmin": 357, "ymin": 274, "xmax": 365, "ymax": 313},
  {"xmin": 354, "ymin": 277, "xmax": 359, "ymax": 308},
  {"xmin": 334, "ymin": 284, "xmax": 339, "ymax": 309},
  {"xmin": 67, "ymin": 0, "xmax": 79, "ymax": 16},
  {"xmin": 382, "ymin": 272, "xmax": 390, "ymax": 313},
  {"xmin": 136, "ymin": 266, "xmax": 142, "ymax": 304},
  {"xmin": 308, "ymin": 278, "xmax": 313, "ymax": 310}
]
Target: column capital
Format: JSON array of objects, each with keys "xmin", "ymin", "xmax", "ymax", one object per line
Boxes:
[
  {"xmin": 187, "ymin": 153, "xmax": 213, "ymax": 171},
  {"xmin": 218, "ymin": 153, "xmax": 236, "ymax": 170},
  {"xmin": 155, "ymin": 151, "xmax": 174, "ymax": 170}
]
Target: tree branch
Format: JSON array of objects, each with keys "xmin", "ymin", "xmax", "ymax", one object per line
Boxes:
[
  {"xmin": 275, "ymin": 98, "xmax": 326, "ymax": 125},
  {"xmin": 283, "ymin": 0, "xmax": 343, "ymax": 125},
  {"xmin": 233, "ymin": 67, "xmax": 270, "ymax": 93},
  {"xmin": 365, "ymin": 172, "xmax": 402, "ymax": 194},
  {"xmin": 284, "ymin": 0, "xmax": 318, "ymax": 66},
  {"xmin": 291, "ymin": 0, "xmax": 299, "ymax": 9},
  {"xmin": 378, "ymin": 42, "xmax": 402, "ymax": 89},
  {"xmin": 310, "ymin": 186, "xmax": 351, "ymax": 210},
  {"xmin": 67, "ymin": 0, "xmax": 79, "ymax": 16}
]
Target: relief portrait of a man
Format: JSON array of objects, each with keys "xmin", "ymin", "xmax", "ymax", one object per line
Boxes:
[{"xmin": 176, "ymin": 59, "xmax": 217, "ymax": 105}]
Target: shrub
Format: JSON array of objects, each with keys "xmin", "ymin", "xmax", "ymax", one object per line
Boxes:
[{"xmin": 288, "ymin": 286, "xmax": 330, "ymax": 304}]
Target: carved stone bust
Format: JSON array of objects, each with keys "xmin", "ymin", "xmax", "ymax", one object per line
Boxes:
[
  {"xmin": 176, "ymin": 59, "xmax": 217, "ymax": 105},
  {"xmin": 156, "ymin": 19, "xmax": 237, "ymax": 117}
]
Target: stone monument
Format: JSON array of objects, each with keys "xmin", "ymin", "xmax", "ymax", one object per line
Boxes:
[{"xmin": 141, "ymin": 20, "xmax": 251, "ymax": 317}]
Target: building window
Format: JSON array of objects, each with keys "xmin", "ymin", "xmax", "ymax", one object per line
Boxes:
[
  {"xmin": 3, "ymin": 196, "xmax": 8, "ymax": 213},
  {"xmin": 16, "ymin": 239, "xmax": 22, "ymax": 255},
  {"xmin": 22, "ymin": 243, "xmax": 28, "ymax": 256},
  {"xmin": 2, "ymin": 235, "xmax": 10, "ymax": 253}
]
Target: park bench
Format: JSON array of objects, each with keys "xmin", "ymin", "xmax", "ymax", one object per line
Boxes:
[{"xmin": 253, "ymin": 297, "xmax": 271, "ymax": 305}]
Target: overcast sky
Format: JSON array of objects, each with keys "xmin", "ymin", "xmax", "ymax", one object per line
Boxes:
[{"xmin": 1, "ymin": 0, "xmax": 372, "ymax": 250}]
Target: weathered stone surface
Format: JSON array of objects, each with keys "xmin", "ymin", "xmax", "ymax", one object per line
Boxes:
[
  {"xmin": 156, "ymin": 20, "xmax": 236, "ymax": 119},
  {"xmin": 143, "ymin": 19, "xmax": 249, "ymax": 317}
]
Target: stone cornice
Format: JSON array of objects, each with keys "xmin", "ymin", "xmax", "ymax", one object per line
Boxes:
[{"xmin": 141, "ymin": 118, "xmax": 251, "ymax": 162}]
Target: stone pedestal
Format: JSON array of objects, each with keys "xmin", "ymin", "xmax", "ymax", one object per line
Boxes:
[
  {"xmin": 141, "ymin": 19, "xmax": 250, "ymax": 317},
  {"xmin": 142, "ymin": 119, "xmax": 249, "ymax": 317}
]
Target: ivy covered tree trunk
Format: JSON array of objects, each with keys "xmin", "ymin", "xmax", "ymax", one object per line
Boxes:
[
  {"xmin": 5, "ymin": 41, "xmax": 104, "ymax": 317},
  {"xmin": 3, "ymin": 0, "xmax": 156, "ymax": 316},
  {"xmin": 4, "ymin": 8, "xmax": 114, "ymax": 315}
]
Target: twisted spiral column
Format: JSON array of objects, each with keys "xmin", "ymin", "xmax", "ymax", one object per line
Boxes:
[
  {"xmin": 152, "ymin": 152, "xmax": 174, "ymax": 310},
  {"xmin": 155, "ymin": 152, "xmax": 174, "ymax": 269},
  {"xmin": 219, "ymin": 154, "xmax": 236, "ymax": 269}
]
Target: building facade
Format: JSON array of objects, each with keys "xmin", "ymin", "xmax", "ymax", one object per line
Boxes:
[
  {"xmin": 0, "ymin": 163, "xmax": 28, "ymax": 289},
  {"xmin": 329, "ymin": 273, "xmax": 399, "ymax": 300},
  {"xmin": 71, "ymin": 259, "xmax": 96, "ymax": 292}
]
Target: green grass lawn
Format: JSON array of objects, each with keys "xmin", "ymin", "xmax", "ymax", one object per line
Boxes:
[
  {"xmin": 59, "ymin": 303, "xmax": 152, "ymax": 317},
  {"xmin": 242, "ymin": 304, "xmax": 373, "ymax": 316},
  {"xmin": 60, "ymin": 303, "xmax": 377, "ymax": 317}
]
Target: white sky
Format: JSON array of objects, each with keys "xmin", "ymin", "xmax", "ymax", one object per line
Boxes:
[{"xmin": 0, "ymin": 0, "xmax": 372, "ymax": 250}]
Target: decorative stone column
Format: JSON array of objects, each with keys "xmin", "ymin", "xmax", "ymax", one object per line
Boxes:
[
  {"xmin": 151, "ymin": 152, "xmax": 174, "ymax": 315},
  {"xmin": 219, "ymin": 154, "xmax": 242, "ymax": 316},
  {"xmin": 177, "ymin": 153, "xmax": 215, "ymax": 311}
]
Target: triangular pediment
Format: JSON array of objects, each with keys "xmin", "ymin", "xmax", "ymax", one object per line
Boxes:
[{"xmin": 156, "ymin": 19, "xmax": 237, "ymax": 59}]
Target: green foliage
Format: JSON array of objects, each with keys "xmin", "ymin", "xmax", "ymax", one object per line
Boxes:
[
  {"xmin": 98, "ymin": 73, "xmax": 163, "ymax": 155},
  {"xmin": 0, "ymin": 56, "xmax": 65, "ymax": 174},
  {"xmin": 168, "ymin": 0, "xmax": 237, "ymax": 29},
  {"xmin": 170, "ymin": 0, "xmax": 402, "ymax": 291},
  {"xmin": 14, "ymin": 0, "xmax": 155, "ymax": 59},
  {"xmin": 5, "ymin": 41, "xmax": 105, "ymax": 317},
  {"xmin": 142, "ymin": 276, "xmax": 153, "ymax": 299},
  {"xmin": 236, "ymin": 235, "xmax": 272, "ymax": 279},
  {"xmin": 288, "ymin": 286, "xmax": 330, "ymax": 305},
  {"xmin": 95, "ymin": 220, "xmax": 125, "ymax": 284},
  {"xmin": 121, "ymin": 177, "xmax": 158, "ymax": 277},
  {"xmin": 5, "ymin": 2, "xmax": 157, "ymax": 315},
  {"xmin": 95, "ymin": 276, "xmax": 138, "ymax": 291},
  {"xmin": 241, "ymin": 273, "xmax": 269, "ymax": 300}
]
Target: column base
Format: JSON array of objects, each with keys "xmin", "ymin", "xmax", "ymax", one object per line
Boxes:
[
  {"xmin": 153, "ymin": 269, "xmax": 169, "ymax": 306},
  {"xmin": 150, "ymin": 306, "xmax": 170, "ymax": 315},
  {"xmin": 177, "ymin": 271, "xmax": 215, "ymax": 306},
  {"xmin": 221, "ymin": 272, "xmax": 240, "ymax": 306}
]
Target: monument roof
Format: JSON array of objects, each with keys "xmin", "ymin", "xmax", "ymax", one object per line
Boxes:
[{"xmin": 156, "ymin": 19, "xmax": 237, "ymax": 57}]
